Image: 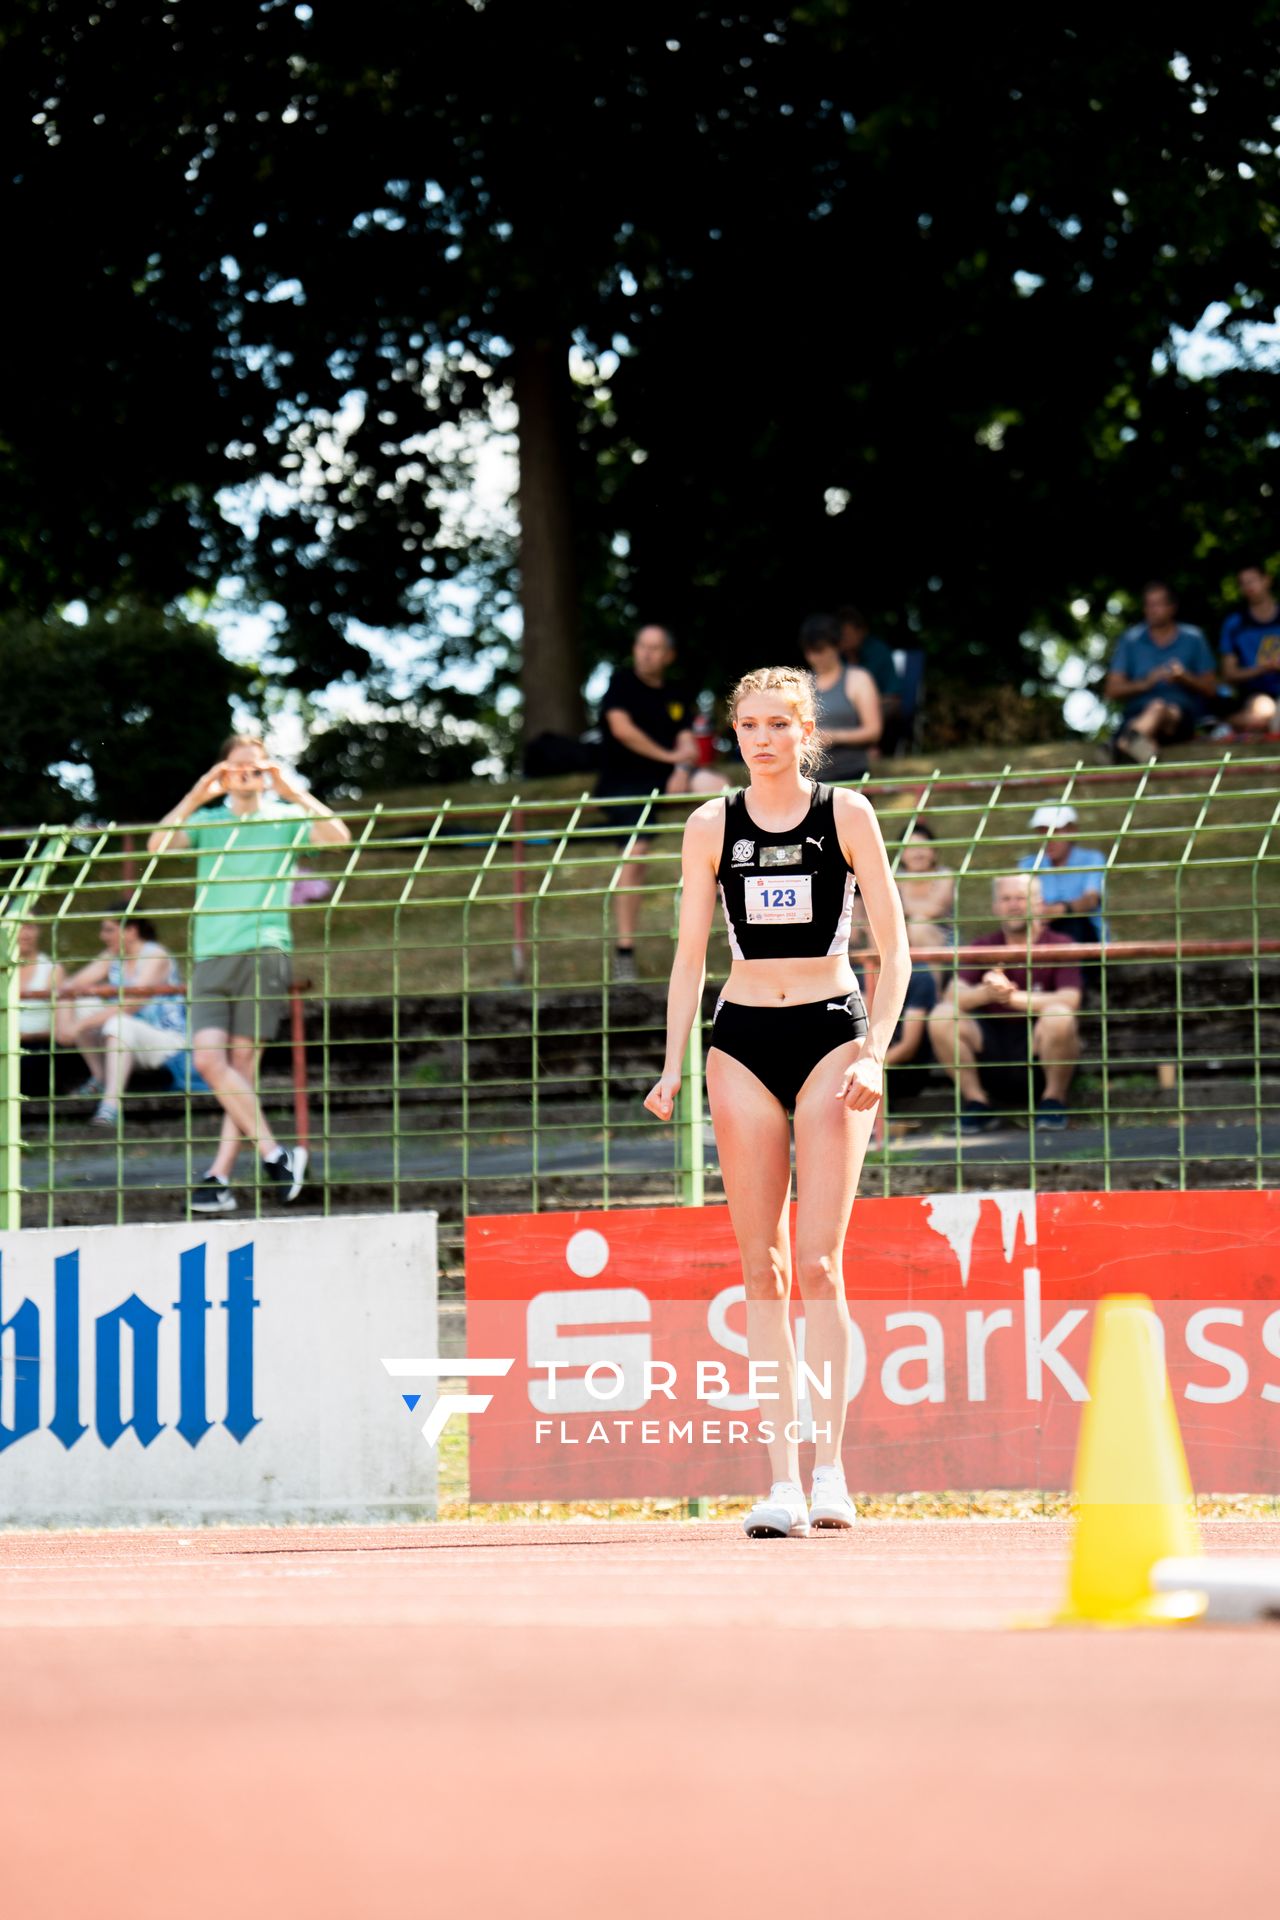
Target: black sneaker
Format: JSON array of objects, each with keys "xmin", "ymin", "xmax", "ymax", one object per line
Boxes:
[
  {"xmin": 1035, "ymin": 1097, "xmax": 1068, "ymax": 1133},
  {"xmin": 265, "ymin": 1145, "xmax": 309, "ymax": 1203},
  {"xmin": 959, "ymin": 1098, "xmax": 1001, "ymax": 1136},
  {"xmin": 192, "ymin": 1174, "xmax": 237, "ymax": 1215}
]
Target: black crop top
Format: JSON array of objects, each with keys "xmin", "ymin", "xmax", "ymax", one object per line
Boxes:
[{"xmin": 715, "ymin": 784, "xmax": 857, "ymax": 961}]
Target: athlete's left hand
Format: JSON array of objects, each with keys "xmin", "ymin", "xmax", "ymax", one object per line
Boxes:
[{"xmin": 837, "ymin": 1052, "xmax": 883, "ymax": 1111}]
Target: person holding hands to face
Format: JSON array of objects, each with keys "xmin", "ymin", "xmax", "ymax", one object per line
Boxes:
[
  {"xmin": 644, "ymin": 666, "xmax": 910, "ymax": 1541},
  {"xmin": 147, "ymin": 735, "xmax": 350, "ymax": 1214}
]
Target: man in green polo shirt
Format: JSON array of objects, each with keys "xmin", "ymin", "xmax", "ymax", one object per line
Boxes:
[{"xmin": 148, "ymin": 734, "xmax": 350, "ymax": 1214}]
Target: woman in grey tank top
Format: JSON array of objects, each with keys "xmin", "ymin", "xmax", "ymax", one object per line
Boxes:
[{"xmin": 800, "ymin": 614, "xmax": 882, "ymax": 779}]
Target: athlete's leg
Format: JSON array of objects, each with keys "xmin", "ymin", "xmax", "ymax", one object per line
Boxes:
[
  {"xmin": 792, "ymin": 1042, "xmax": 878, "ymax": 1471},
  {"xmin": 707, "ymin": 1046, "xmax": 798, "ymax": 1485}
]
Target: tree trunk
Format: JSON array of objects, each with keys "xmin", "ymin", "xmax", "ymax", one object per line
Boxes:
[{"xmin": 512, "ymin": 333, "xmax": 584, "ymax": 745}]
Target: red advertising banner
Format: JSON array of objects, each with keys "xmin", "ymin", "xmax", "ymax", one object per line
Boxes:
[{"xmin": 465, "ymin": 1190, "xmax": 1280, "ymax": 1498}]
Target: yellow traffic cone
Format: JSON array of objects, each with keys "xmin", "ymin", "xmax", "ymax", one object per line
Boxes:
[{"xmin": 1055, "ymin": 1293, "xmax": 1206, "ymax": 1626}]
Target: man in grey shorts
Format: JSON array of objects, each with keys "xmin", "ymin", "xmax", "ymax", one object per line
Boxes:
[{"xmin": 148, "ymin": 735, "xmax": 351, "ymax": 1214}]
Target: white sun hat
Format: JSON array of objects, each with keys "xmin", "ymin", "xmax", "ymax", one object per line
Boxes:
[{"xmin": 1029, "ymin": 804, "xmax": 1078, "ymax": 832}]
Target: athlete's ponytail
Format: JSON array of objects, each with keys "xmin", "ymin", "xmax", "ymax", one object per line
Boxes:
[{"xmin": 727, "ymin": 666, "xmax": 826, "ymax": 778}]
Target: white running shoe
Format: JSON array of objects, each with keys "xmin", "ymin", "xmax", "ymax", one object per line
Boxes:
[
  {"xmin": 742, "ymin": 1482, "xmax": 810, "ymax": 1539},
  {"xmin": 809, "ymin": 1470, "xmax": 858, "ymax": 1530}
]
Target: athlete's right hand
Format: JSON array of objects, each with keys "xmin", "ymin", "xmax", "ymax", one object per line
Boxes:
[{"xmin": 644, "ymin": 1073, "xmax": 681, "ymax": 1120}]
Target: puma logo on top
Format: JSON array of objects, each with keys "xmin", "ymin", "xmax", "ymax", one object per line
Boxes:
[{"xmin": 806, "ymin": 836, "xmax": 825, "ymax": 852}]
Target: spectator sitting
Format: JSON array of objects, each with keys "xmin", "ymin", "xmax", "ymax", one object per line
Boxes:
[
  {"xmin": 799, "ymin": 613, "xmax": 881, "ymax": 781},
  {"xmin": 595, "ymin": 623, "xmax": 725, "ymax": 982},
  {"xmin": 1220, "ymin": 561, "xmax": 1280, "ymax": 735},
  {"xmin": 837, "ymin": 602, "xmax": 902, "ymax": 751},
  {"xmin": 927, "ymin": 872, "xmax": 1083, "ymax": 1135},
  {"xmin": 1017, "ymin": 805, "xmax": 1107, "ymax": 945},
  {"xmin": 1105, "ymin": 581, "xmax": 1218, "ymax": 764},
  {"xmin": 15, "ymin": 920, "xmax": 75, "ymax": 1097},
  {"xmin": 883, "ymin": 957, "xmax": 939, "ymax": 1106},
  {"xmin": 60, "ymin": 907, "xmax": 188, "ymax": 1127},
  {"xmin": 894, "ymin": 821, "xmax": 955, "ymax": 962}
]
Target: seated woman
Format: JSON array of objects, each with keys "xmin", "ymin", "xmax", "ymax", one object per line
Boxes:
[
  {"xmin": 894, "ymin": 821, "xmax": 956, "ymax": 966},
  {"xmin": 798, "ymin": 613, "xmax": 881, "ymax": 782},
  {"xmin": 16, "ymin": 920, "xmax": 73, "ymax": 1097},
  {"xmin": 60, "ymin": 906, "xmax": 188, "ymax": 1127}
]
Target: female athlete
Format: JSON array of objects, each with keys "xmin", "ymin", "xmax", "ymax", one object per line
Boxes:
[{"xmin": 644, "ymin": 666, "xmax": 911, "ymax": 1537}]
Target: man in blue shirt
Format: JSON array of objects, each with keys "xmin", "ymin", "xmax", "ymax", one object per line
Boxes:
[
  {"xmin": 1105, "ymin": 582, "xmax": 1218, "ymax": 763},
  {"xmin": 1220, "ymin": 562, "xmax": 1280, "ymax": 735},
  {"xmin": 1018, "ymin": 806, "xmax": 1107, "ymax": 945}
]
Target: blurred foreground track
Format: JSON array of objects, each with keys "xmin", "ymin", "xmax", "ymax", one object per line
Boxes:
[{"xmin": 1, "ymin": 1519, "xmax": 1277, "ymax": 1920}]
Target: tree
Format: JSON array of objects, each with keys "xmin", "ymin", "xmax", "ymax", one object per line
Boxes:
[
  {"xmin": 0, "ymin": 607, "xmax": 248, "ymax": 827},
  {"xmin": 4, "ymin": 3, "xmax": 1279, "ymax": 749},
  {"xmin": 602, "ymin": 12, "xmax": 1280, "ymax": 689},
  {"xmin": 297, "ymin": 693, "xmax": 517, "ymax": 801}
]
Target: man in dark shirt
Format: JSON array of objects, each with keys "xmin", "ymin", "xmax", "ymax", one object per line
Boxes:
[
  {"xmin": 1220, "ymin": 562, "xmax": 1280, "ymax": 734},
  {"xmin": 927, "ymin": 873, "xmax": 1083, "ymax": 1134},
  {"xmin": 596, "ymin": 623, "xmax": 723, "ymax": 979}
]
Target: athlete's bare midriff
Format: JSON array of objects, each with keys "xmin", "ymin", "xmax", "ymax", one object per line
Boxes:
[{"xmin": 721, "ymin": 952, "xmax": 862, "ymax": 1007}]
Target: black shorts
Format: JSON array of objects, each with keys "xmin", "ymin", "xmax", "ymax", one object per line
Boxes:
[
  {"xmin": 974, "ymin": 1014, "xmax": 1043, "ymax": 1111},
  {"xmin": 708, "ymin": 992, "xmax": 869, "ymax": 1112}
]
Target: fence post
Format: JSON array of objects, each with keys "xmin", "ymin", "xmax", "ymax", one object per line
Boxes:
[
  {"xmin": 0, "ymin": 832, "xmax": 70, "ymax": 1234},
  {"xmin": 0, "ymin": 919, "xmax": 18, "ymax": 1232}
]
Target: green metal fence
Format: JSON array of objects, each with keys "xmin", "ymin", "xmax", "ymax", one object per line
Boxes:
[{"xmin": 2, "ymin": 749, "xmax": 1278, "ymax": 1289}]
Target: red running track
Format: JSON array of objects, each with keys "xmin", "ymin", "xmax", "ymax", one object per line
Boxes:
[{"xmin": 1, "ymin": 1519, "xmax": 1277, "ymax": 1919}]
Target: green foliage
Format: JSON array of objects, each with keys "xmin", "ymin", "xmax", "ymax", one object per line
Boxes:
[
  {"xmin": 0, "ymin": 607, "xmax": 249, "ymax": 827},
  {"xmin": 297, "ymin": 698, "xmax": 518, "ymax": 801},
  {"xmin": 3, "ymin": 4, "xmax": 1279, "ymax": 724}
]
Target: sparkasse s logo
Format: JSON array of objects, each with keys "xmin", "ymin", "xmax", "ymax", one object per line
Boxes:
[{"xmin": 382, "ymin": 1355, "xmax": 514, "ymax": 1446}]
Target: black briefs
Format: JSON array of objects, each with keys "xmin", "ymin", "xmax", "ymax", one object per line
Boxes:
[{"xmin": 708, "ymin": 992, "xmax": 869, "ymax": 1112}]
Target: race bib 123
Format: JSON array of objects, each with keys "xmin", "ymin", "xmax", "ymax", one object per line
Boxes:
[{"xmin": 743, "ymin": 874, "xmax": 814, "ymax": 924}]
